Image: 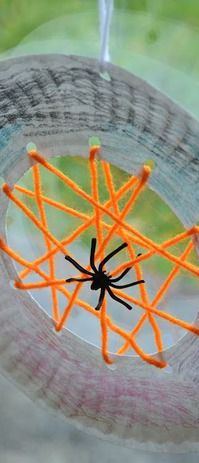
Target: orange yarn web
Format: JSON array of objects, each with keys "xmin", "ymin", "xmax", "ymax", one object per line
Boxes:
[{"xmin": 1, "ymin": 144, "xmax": 199, "ymax": 369}]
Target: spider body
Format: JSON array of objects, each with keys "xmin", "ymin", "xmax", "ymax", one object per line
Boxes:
[
  {"xmin": 65, "ymin": 238, "xmax": 144, "ymax": 311},
  {"xmin": 90, "ymin": 270, "xmax": 110, "ymax": 291}
]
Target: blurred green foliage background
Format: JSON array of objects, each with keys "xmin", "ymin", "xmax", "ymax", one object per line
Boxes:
[{"xmin": 1, "ymin": 0, "xmax": 199, "ymax": 53}]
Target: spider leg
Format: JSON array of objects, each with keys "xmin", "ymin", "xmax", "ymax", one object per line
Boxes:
[
  {"xmin": 110, "ymin": 253, "xmax": 143, "ymax": 282},
  {"xmin": 65, "ymin": 255, "xmax": 93, "ymax": 275},
  {"xmin": 66, "ymin": 277, "xmax": 93, "ymax": 283},
  {"xmin": 99, "ymin": 242, "xmax": 128, "ymax": 272},
  {"xmin": 110, "ymin": 279, "xmax": 145, "ymax": 289},
  {"xmin": 110, "ymin": 267, "xmax": 131, "ymax": 282},
  {"xmin": 90, "ymin": 238, "xmax": 98, "ymax": 272},
  {"xmin": 95, "ymin": 287, "xmax": 106, "ymax": 311},
  {"xmin": 107, "ymin": 286, "xmax": 132, "ymax": 310}
]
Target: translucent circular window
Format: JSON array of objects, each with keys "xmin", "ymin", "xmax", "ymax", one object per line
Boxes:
[{"xmin": 5, "ymin": 147, "xmax": 199, "ymax": 364}]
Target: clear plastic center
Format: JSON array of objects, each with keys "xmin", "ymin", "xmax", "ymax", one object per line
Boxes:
[{"xmin": 6, "ymin": 155, "xmax": 199, "ymax": 356}]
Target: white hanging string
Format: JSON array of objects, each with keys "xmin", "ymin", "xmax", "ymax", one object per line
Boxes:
[{"xmin": 98, "ymin": 0, "xmax": 114, "ymax": 68}]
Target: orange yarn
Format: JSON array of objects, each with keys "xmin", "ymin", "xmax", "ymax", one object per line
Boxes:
[
  {"xmin": 33, "ymin": 165, "xmax": 59, "ymax": 322},
  {"xmin": 102, "ymin": 160, "xmax": 163, "ymax": 354},
  {"xmin": 90, "ymin": 145, "xmax": 103, "ymax": 248},
  {"xmin": 100, "ymin": 300, "xmax": 113, "ymax": 365},
  {"xmin": 27, "ymin": 151, "xmax": 199, "ymax": 278},
  {"xmin": 0, "ymin": 144, "xmax": 199, "ymax": 369}
]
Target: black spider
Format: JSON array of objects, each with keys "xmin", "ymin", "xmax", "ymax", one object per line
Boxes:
[{"xmin": 65, "ymin": 238, "xmax": 145, "ymax": 311}]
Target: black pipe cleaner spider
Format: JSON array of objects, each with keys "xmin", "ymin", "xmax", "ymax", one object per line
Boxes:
[{"xmin": 65, "ymin": 238, "xmax": 145, "ymax": 311}]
